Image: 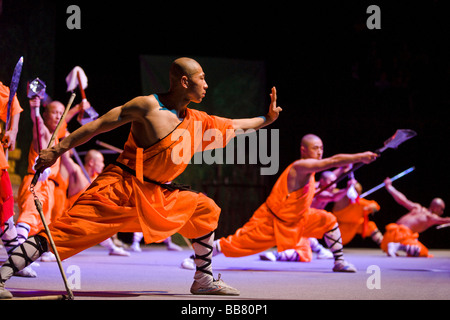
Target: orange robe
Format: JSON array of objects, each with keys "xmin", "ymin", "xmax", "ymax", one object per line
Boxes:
[
  {"xmin": 0, "ymin": 81, "xmax": 23, "ymax": 170},
  {"xmin": 381, "ymin": 223, "xmax": 430, "ymax": 257},
  {"xmin": 219, "ymin": 163, "xmax": 337, "ymax": 258},
  {"xmin": 52, "ymin": 171, "xmax": 69, "ymax": 221},
  {"xmin": 67, "ymin": 172, "xmax": 98, "ymax": 208},
  {"xmin": 332, "ymin": 198, "xmax": 380, "ymax": 245},
  {"xmin": 0, "ymin": 82, "xmax": 23, "ymax": 229},
  {"xmin": 17, "ymin": 140, "xmax": 61, "ymax": 235},
  {"xmin": 40, "ymin": 107, "xmax": 235, "ymax": 260}
]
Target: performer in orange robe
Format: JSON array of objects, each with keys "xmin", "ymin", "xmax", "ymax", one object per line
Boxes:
[
  {"xmin": 332, "ymin": 182, "xmax": 382, "ymax": 246},
  {"xmin": 0, "ymin": 57, "xmax": 282, "ymax": 298},
  {"xmin": 381, "ymin": 223, "xmax": 430, "ymax": 257},
  {"xmin": 16, "ymin": 96, "xmax": 88, "ymax": 244},
  {"xmin": 15, "ymin": 99, "xmax": 65, "ymax": 241},
  {"xmin": 44, "ymin": 107, "xmax": 238, "ymax": 257},
  {"xmin": 380, "ymin": 177, "xmax": 450, "ymax": 257},
  {"xmin": 257, "ymin": 168, "xmax": 354, "ymax": 262},
  {"xmin": 0, "ymin": 81, "xmax": 23, "ymax": 254},
  {"xmin": 219, "ymin": 165, "xmax": 336, "ymax": 258},
  {"xmin": 216, "ymin": 134, "xmax": 378, "ymax": 272}
]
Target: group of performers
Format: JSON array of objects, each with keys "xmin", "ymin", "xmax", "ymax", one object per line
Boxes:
[{"xmin": 0, "ymin": 57, "xmax": 449, "ymax": 299}]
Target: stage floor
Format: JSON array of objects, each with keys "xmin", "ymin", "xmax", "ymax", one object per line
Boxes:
[{"xmin": 1, "ymin": 245, "xmax": 449, "ymax": 301}]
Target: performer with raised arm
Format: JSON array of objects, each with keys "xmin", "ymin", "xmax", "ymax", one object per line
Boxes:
[
  {"xmin": 214, "ymin": 134, "xmax": 378, "ymax": 272},
  {"xmin": 382, "ymin": 177, "xmax": 449, "ymax": 257},
  {"xmin": 0, "ymin": 57, "xmax": 281, "ymax": 298}
]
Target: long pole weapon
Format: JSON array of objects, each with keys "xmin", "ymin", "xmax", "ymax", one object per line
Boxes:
[
  {"xmin": 359, "ymin": 166, "xmax": 415, "ymax": 198},
  {"xmin": 29, "ymin": 93, "xmax": 76, "ymax": 300},
  {"xmin": 315, "ymin": 129, "xmax": 417, "ymax": 196}
]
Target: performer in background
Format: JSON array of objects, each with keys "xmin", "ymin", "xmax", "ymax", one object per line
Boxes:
[
  {"xmin": 214, "ymin": 134, "xmax": 378, "ymax": 272},
  {"xmin": 258, "ymin": 169, "xmax": 353, "ymax": 262},
  {"xmin": 0, "ymin": 57, "xmax": 281, "ymax": 298},
  {"xmin": 382, "ymin": 177, "xmax": 449, "ymax": 257},
  {"xmin": 332, "ymin": 180, "xmax": 383, "ymax": 247},
  {"xmin": 0, "ymin": 81, "xmax": 22, "ymax": 257}
]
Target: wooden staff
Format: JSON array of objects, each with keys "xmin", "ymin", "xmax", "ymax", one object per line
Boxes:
[{"xmin": 29, "ymin": 93, "xmax": 76, "ymax": 300}]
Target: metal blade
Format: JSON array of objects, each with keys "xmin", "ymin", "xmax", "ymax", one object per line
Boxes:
[
  {"xmin": 6, "ymin": 56, "xmax": 24, "ymax": 129},
  {"xmin": 377, "ymin": 129, "xmax": 417, "ymax": 153}
]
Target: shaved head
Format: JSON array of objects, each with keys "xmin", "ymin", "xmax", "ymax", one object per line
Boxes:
[
  {"xmin": 169, "ymin": 57, "xmax": 202, "ymax": 85},
  {"xmin": 84, "ymin": 149, "xmax": 105, "ymax": 176},
  {"xmin": 300, "ymin": 134, "xmax": 324, "ymax": 159},
  {"xmin": 84, "ymin": 149, "xmax": 103, "ymax": 163},
  {"xmin": 301, "ymin": 134, "xmax": 322, "ymax": 148},
  {"xmin": 430, "ymin": 197, "xmax": 445, "ymax": 216},
  {"xmin": 166, "ymin": 57, "xmax": 208, "ymax": 104},
  {"xmin": 43, "ymin": 100, "xmax": 65, "ymax": 131}
]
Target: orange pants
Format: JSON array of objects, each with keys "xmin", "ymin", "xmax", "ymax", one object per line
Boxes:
[
  {"xmin": 39, "ymin": 164, "xmax": 220, "ymax": 260},
  {"xmin": 219, "ymin": 203, "xmax": 336, "ymax": 258},
  {"xmin": 293, "ymin": 237, "xmax": 313, "ymax": 262},
  {"xmin": 339, "ymin": 220, "xmax": 378, "ymax": 245},
  {"xmin": 17, "ymin": 175, "xmax": 58, "ymax": 236},
  {"xmin": 381, "ymin": 223, "xmax": 430, "ymax": 257},
  {"xmin": 0, "ymin": 170, "xmax": 14, "ymax": 231}
]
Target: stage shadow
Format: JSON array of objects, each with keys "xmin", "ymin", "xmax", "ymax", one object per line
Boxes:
[{"xmin": 9, "ymin": 289, "xmax": 169, "ymax": 299}]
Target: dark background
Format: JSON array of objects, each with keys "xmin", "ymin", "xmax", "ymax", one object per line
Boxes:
[{"xmin": 1, "ymin": 0, "xmax": 449, "ymax": 248}]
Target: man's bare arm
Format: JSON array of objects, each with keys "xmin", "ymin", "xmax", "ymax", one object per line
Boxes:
[
  {"xmin": 293, "ymin": 152, "xmax": 378, "ymax": 174},
  {"xmin": 35, "ymin": 98, "xmax": 145, "ymax": 171},
  {"xmin": 429, "ymin": 215, "xmax": 450, "ymax": 227},
  {"xmin": 384, "ymin": 177, "xmax": 417, "ymax": 211}
]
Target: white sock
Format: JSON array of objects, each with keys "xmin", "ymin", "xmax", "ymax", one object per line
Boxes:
[
  {"xmin": 370, "ymin": 229, "xmax": 383, "ymax": 246},
  {"xmin": 0, "ymin": 217, "xmax": 19, "ymax": 254},
  {"xmin": 100, "ymin": 238, "xmax": 118, "ymax": 250},
  {"xmin": 132, "ymin": 232, "xmax": 144, "ymax": 245},
  {"xmin": 191, "ymin": 231, "xmax": 215, "ymax": 286},
  {"xmin": 309, "ymin": 238, "xmax": 322, "ymax": 252},
  {"xmin": 16, "ymin": 222, "xmax": 30, "ymax": 245},
  {"xmin": 323, "ymin": 223, "xmax": 344, "ymax": 262}
]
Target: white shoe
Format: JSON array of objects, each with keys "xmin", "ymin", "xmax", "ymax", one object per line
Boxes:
[
  {"xmin": 109, "ymin": 247, "xmax": 130, "ymax": 256},
  {"xmin": 181, "ymin": 255, "xmax": 195, "ymax": 270},
  {"xmin": 130, "ymin": 242, "xmax": 142, "ymax": 252},
  {"xmin": 332, "ymin": 260, "xmax": 357, "ymax": 273},
  {"xmin": 259, "ymin": 251, "xmax": 277, "ymax": 261},
  {"xmin": 15, "ymin": 266, "xmax": 37, "ymax": 278},
  {"xmin": 190, "ymin": 274, "xmax": 240, "ymax": 295},
  {"xmin": 316, "ymin": 247, "xmax": 334, "ymax": 259},
  {"xmin": 40, "ymin": 251, "xmax": 57, "ymax": 262},
  {"xmin": 387, "ymin": 242, "xmax": 400, "ymax": 257},
  {"xmin": 0, "ymin": 283, "xmax": 13, "ymax": 299}
]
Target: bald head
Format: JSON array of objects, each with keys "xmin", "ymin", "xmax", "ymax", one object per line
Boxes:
[
  {"xmin": 429, "ymin": 197, "xmax": 445, "ymax": 216},
  {"xmin": 169, "ymin": 57, "xmax": 202, "ymax": 86},
  {"xmin": 319, "ymin": 171, "xmax": 337, "ymax": 187},
  {"xmin": 300, "ymin": 134, "xmax": 323, "ymax": 159},
  {"xmin": 85, "ymin": 149, "xmax": 103, "ymax": 163},
  {"xmin": 43, "ymin": 101, "xmax": 65, "ymax": 131},
  {"xmin": 301, "ymin": 134, "xmax": 321, "ymax": 148},
  {"xmin": 84, "ymin": 149, "xmax": 105, "ymax": 176}
]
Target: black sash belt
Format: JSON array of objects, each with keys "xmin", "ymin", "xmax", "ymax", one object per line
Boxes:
[
  {"xmin": 265, "ymin": 203, "xmax": 287, "ymax": 223},
  {"xmin": 114, "ymin": 161, "xmax": 199, "ymax": 193}
]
